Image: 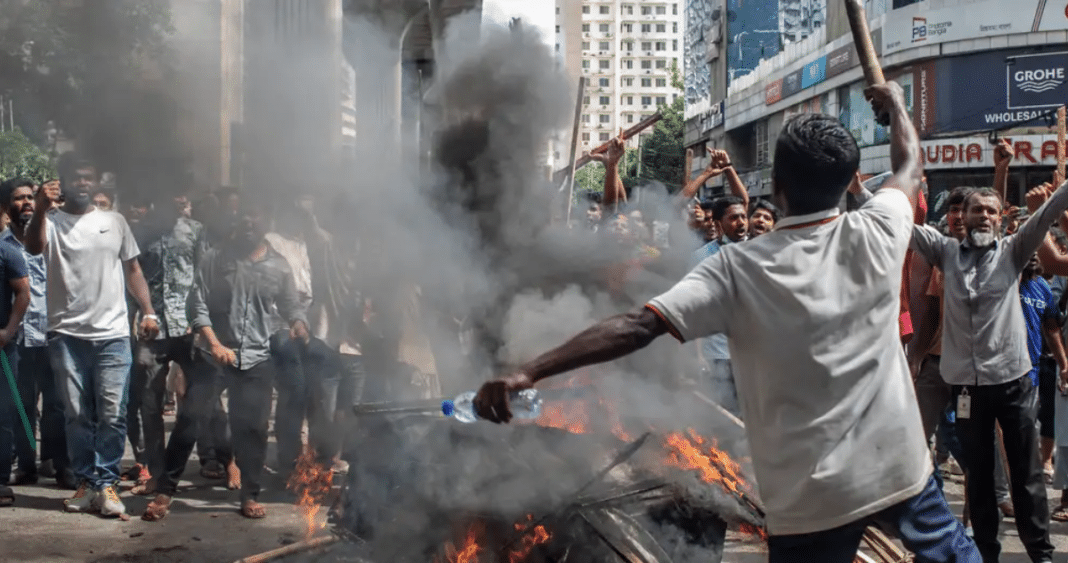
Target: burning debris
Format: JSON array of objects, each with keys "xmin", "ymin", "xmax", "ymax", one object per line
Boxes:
[{"xmin": 287, "ymin": 449, "xmax": 334, "ymax": 539}]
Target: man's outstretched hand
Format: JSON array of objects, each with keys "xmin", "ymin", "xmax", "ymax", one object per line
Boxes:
[
  {"xmin": 1026, "ymin": 182, "xmax": 1054, "ymax": 213},
  {"xmin": 587, "ymin": 136, "xmax": 626, "ymax": 167},
  {"xmin": 473, "ymin": 371, "xmax": 535, "ymax": 423}
]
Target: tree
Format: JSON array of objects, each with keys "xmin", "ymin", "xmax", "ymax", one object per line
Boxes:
[
  {"xmin": 0, "ymin": 129, "xmax": 55, "ymax": 184},
  {"xmin": 635, "ymin": 95, "xmax": 685, "ymax": 193}
]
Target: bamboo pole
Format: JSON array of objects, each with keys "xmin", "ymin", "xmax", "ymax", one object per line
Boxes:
[
  {"xmin": 231, "ymin": 535, "xmax": 340, "ymax": 563},
  {"xmin": 1056, "ymin": 105, "xmax": 1065, "ymax": 186},
  {"xmin": 564, "ymin": 76, "xmax": 587, "ymax": 226}
]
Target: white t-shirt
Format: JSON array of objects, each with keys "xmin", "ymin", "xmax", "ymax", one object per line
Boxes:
[
  {"xmin": 648, "ymin": 189, "xmax": 931, "ymax": 536},
  {"xmin": 45, "ymin": 209, "xmax": 140, "ymax": 340}
]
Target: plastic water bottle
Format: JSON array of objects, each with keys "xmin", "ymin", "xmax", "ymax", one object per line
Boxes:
[{"xmin": 441, "ymin": 389, "xmax": 542, "ymax": 423}]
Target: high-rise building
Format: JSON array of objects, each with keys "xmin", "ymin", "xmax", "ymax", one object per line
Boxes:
[{"xmin": 556, "ymin": 0, "xmax": 685, "ymax": 151}]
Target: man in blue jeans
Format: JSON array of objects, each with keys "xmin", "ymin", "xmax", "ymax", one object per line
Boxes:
[
  {"xmin": 0, "ymin": 214, "xmax": 31, "ymax": 506},
  {"xmin": 25, "ymin": 153, "xmax": 159, "ymax": 517},
  {"xmin": 473, "ymin": 84, "xmax": 981, "ymax": 562}
]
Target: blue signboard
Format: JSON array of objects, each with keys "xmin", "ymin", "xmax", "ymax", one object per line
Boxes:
[{"xmin": 801, "ymin": 56, "xmax": 827, "ymax": 88}]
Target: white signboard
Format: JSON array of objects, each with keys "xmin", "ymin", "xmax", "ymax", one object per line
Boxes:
[
  {"xmin": 918, "ymin": 134, "xmax": 1064, "ymax": 170},
  {"xmin": 879, "ymin": 0, "xmax": 1068, "ymax": 56}
]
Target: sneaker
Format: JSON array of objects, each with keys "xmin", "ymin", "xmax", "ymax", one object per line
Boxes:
[
  {"xmin": 95, "ymin": 485, "xmax": 126, "ymax": 517},
  {"xmin": 64, "ymin": 482, "xmax": 98, "ymax": 513}
]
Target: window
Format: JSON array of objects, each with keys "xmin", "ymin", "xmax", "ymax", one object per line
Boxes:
[
  {"xmin": 555, "ymin": 25, "xmax": 560, "ymax": 33},
  {"xmin": 600, "ymin": 96, "xmax": 610, "ymax": 105},
  {"xmin": 582, "ymin": 60, "xmax": 590, "ymax": 69},
  {"xmin": 600, "ymin": 114, "xmax": 611, "ymax": 123},
  {"xmin": 556, "ymin": 6, "xmax": 560, "ymax": 14},
  {"xmin": 655, "ymin": 6, "xmax": 666, "ymax": 14},
  {"xmin": 599, "ymin": 41, "xmax": 610, "ymax": 51},
  {"xmin": 582, "ymin": 41, "xmax": 590, "ymax": 50},
  {"xmin": 641, "ymin": 42, "xmax": 652, "ymax": 50},
  {"xmin": 673, "ymin": 3, "xmax": 678, "ymax": 15},
  {"xmin": 641, "ymin": 24, "xmax": 651, "ymax": 32},
  {"xmin": 655, "ymin": 78, "xmax": 667, "ymax": 87},
  {"xmin": 641, "ymin": 96, "xmax": 652, "ymax": 105},
  {"xmin": 599, "ymin": 79, "xmax": 609, "ymax": 88},
  {"xmin": 582, "ymin": 5, "xmax": 589, "ymax": 13},
  {"xmin": 599, "ymin": 23, "xmax": 610, "ymax": 33},
  {"xmin": 582, "ymin": 23, "xmax": 590, "ymax": 32},
  {"xmin": 624, "ymin": 41, "xmax": 633, "ymax": 51},
  {"xmin": 672, "ymin": 93, "xmax": 678, "ymax": 102},
  {"xmin": 641, "ymin": 6, "xmax": 651, "ymax": 15},
  {"xmin": 656, "ymin": 96, "xmax": 667, "ymax": 105},
  {"xmin": 656, "ymin": 24, "xmax": 666, "ymax": 33},
  {"xmin": 641, "ymin": 78, "xmax": 652, "ymax": 87},
  {"xmin": 555, "ymin": 44, "xmax": 560, "ymax": 52},
  {"xmin": 624, "ymin": 78, "xmax": 634, "ymax": 86},
  {"xmin": 600, "ymin": 5, "xmax": 610, "ymax": 14},
  {"xmin": 600, "ymin": 132, "xmax": 610, "ymax": 141},
  {"xmin": 756, "ymin": 119, "xmax": 770, "ymax": 166},
  {"xmin": 582, "ymin": 114, "xmax": 590, "ymax": 123},
  {"xmin": 640, "ymin": 60, "xmax": 652, "ymax": 69},
  {"xmin": 599, "ymin": 59, "xmax": 611, "ymax": 69},
  {"xmin": 625, "ymin": 96, "xmax": 633, "ymax": 105},
  {"xmin": 582, "ymin": 132, "xmax": 590, "ymax": 141},
  {"xmin": 583, "ymin": 96, "xmax": 590, "ymax": 105},
  {"xmin": 622, "ymin": 23, "xmax": 632, "ymax": 33},
  {"xmin": 673, "ymin": 22, "xmax": 678, "ymax": 33},
  {"xmin": 656, "ymin": 59, "xmax": 666, "ymax": 69},
  {"xmin": 655, "ymin": 42, "xmax": 666, "ymax": 51},
  {"xmin": 622, "ymin": 59, "xmax": 633, "ymax": 69},
  {"xmin": 673, "ymin": 40, "xmax": 678, "ymax": 51},
  {"xmin": 624, "ymin": 4, "xmax": 633, "ymax": 15},
  {"xmin": 627, "ymin": 114, "xmax": 635, "ymax": 123}
]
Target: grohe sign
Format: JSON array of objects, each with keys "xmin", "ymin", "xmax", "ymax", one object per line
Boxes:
[{"xmin": 1007, "ymin": 51, "xmax": 1068, "ymax": 109}]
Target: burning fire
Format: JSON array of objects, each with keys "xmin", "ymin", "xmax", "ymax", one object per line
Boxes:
[
  {"xmin": 530, "ymin": 372, "xmax": 633, "ymax": 441},
  {"xmin": 440, "ymin": 522, "xmax": 483, "ymax": 563},
  {"xmin": 739, "ymin": 522, "xmax": 768, "ymax": 542},
  {"xmin": 285, "ymin": 448, "xmax": 333, "ymax": 538},
  {"xmin": 662, "ymin": 429, "xmax": 752, "ymax": 497},
  {"xmin": 508, "ymin": 515, "xmax": 552, "ymax": 563}
]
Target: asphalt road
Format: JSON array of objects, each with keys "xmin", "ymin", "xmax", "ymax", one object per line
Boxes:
[{"xmin": 3, "ymin": 434, "xmax": 1067, "ymax": 562}]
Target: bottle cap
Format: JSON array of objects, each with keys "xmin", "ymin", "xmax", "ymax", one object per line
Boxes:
[{"xmin": 441, "ymin": 400, "xmax": 455, "ymax": 417}]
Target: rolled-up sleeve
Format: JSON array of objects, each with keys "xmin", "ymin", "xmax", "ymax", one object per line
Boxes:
[
  {"xmin": 646, "ymin": 251, "xmax": 733, "ymax": 343},
  {"xmin": 910, "ymin": 224, "xmax": 949, "ymax": 267}
]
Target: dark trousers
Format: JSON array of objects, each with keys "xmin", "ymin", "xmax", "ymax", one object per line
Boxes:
[
  {"xmin": 13, "ymin": 344, "xmax": 66, "ymax": 475},
  {"xmin": 954, "ymin": 377, "xmax": 1053, "ymax": 562},
  {"xmin": 1037, "ymin": 357, "xmax": 1057, "ymax": 440},
  {"xmin": 271, "ymin": 333, "xmax": 341, "ymax": 469},
  {"xmin": 194, "ymin": 395, "xmax": 230, "ymax": 468},
  {"xmin": 157, "ymin": 357, "xmax": 273, "ymax": 502},
  {"xmin": 0, "ymin": 343, "xmax": 19, "ymax": 483},
  {"xmin": 916, "ymin": 355, "xmax": 953, "ymax": 444},
  {"xmin": 131, "ymin": 335, "xmax": 194, "ymax": 478},
  {"xmin": 768, "ymin": 476, "xmax": 980, "ymax": 563}
]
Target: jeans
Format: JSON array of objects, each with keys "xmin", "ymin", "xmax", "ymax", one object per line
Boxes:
[
  {"xmin": 48, "ymin": 334, "xmax": 132, "ymax": 490},
  {"xmin": 768, "ymin": 475, "xmax": 980, "ymax": 563},
  {"xmin": 271, "ymin": 333, "xmax": 341, "ymax": 468},
  {"xmin": 158, "ymin": 356, "xmax": 273, "ymax": 502},
  {"xmin": 131, "ymin": 335, "xmax": 194, "ymax": 478},
  {"xmin": 0, "ymin": 343, "xmax": 20, "ymax": 483},
  {"xmin": 954, "ymin": 377, "xmax": 1053, "ymax": 562},
  {"xmin": 15, "ymin": 344, "xmax": 66, "ymax": 475}
]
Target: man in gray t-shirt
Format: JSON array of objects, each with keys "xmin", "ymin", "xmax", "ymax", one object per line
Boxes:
[{"xmin": 26, "ymin": 153, "xmax": 159, "ymax": 517}]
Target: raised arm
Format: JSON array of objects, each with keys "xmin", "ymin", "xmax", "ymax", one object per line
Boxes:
[
  {"xmin": 24, "ymin": 181, "xmax": 58, "ymax": 256},
  {"xmin": 473, "ymin": 307, "xmax": 668, "ymax": 422},
  {"xmin": 587, "ymin": 136, "xmax": 626, "ymax": 213},
  {"xmin": 864, "ymin": 82, "xmax": 923, "ymax": 204},
  {"xmin": 992, "ymin": 139, "xmax": 1014, "ymax": 203},
  {"xmin": 679, "ymin": 148, "xmax": 732, "ymax": 201},
  {"xmin": 1016, "ymin": 180, "xmax": 1068, "ymax": 269}
]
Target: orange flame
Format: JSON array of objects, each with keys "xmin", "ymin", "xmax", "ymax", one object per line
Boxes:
[
  {"xmin": 441, "ymin": 522, "xmax": 483, "ymax": 563},
  {"xmin": 662, "ymin": 429, "xmax": 752, "ymax": 497},
  {"xmin": 739, "ymin": 522, "xmax": 768, "ymax": 542},
  {"xmin": 508, "ymin": 514, "xmax": 553, "ymax": 563},
  {"xmin": 285, "ymin": 448, "xmax": 333, "ymax": 539},
  {"xmin": 531, "ymin": 372, "xmax": 634, "ymax": 441}
]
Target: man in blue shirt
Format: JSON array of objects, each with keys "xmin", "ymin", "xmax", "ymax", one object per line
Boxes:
[{"xmin": 1019, "ymin": 254, "xmax": 1066, "ymax": 390}]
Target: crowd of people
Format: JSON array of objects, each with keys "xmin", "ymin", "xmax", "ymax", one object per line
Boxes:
[
  {"xmin": 0, "ymin": 151, "xmax": 369, "ymax": 522},
  {"xmin": 3, "ymin": 81, "xmax": 1068, "ymax": 563}
]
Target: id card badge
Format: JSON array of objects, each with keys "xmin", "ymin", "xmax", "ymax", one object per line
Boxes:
[{"xmin": 957, "ymin": 388, "xmax": 972, "ymax": 420}]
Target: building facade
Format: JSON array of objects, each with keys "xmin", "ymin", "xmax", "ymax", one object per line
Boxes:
[
  {"xmin": 557, "ymin": 0, "xmax": 685, "ymax": 151},
  {"xmin": 685, "ymin": 0, "xmax": 1068, "ymax": 209}
]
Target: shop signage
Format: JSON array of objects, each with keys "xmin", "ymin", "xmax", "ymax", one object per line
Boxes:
[
  {"xmin": 781, "ymin": 69, "xmax": 803, "ymax": 98},
  {"xmin": 916, "ymin": 135, "xmax": 1065, "ymax": 170},
  {"xmin": 765, "ymin": 78, "xmax": 783, "ymax": 105},
  {"xmin": 696, "ymin": 100, "xmax": 726, "ymax": 134},
  {"xmin": 801, "ymin": 56, "xmax": 827, "ymax": 89},
  {"xmin": 1007, "ymin": 51, "xmax": 1068, "ymax": 110},
  {"xmin": 825, "ymin": 44, "xmax": 857, "ymax": 79}
]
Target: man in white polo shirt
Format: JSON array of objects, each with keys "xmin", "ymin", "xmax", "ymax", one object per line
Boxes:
[{"xmin": 472, "ymin": 83, "xmax": 980, "ymax": 562}]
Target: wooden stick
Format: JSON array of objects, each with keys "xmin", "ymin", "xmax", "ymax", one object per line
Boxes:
[
  {"xmin": 683, "ymin": 148, "xmax": 694, "ymax": 194},
  {"xmin": 565, "ymin": 76, "xmax": 587, "ymax": 226},
  {"xmin": 843, "ymin": 0, "xmax": 885, "ymax": 86},
  {"xmin": 232, "ymin": 535, "xmax": 340, "ymax": 563},
  {"xmin": 1056, "ymin": 105, "xmax": 1065, "ymax": 186},
  {"xmin": 552, "ymin": 112, "xmax": 662, "ymax": 183}
]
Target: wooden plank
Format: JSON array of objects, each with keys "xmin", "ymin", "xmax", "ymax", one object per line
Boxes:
[{"xmin": 552, "ymin": 112, "xmax": 663, "ymax": 184}]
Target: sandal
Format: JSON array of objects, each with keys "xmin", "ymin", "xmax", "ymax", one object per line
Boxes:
[
  {"xmin": 240, "ymin": 499, "xmax": 267, "ymax": 519},
  {"xmin": 1052, "ymin": 504, "xmax": 1068, "ymax": 523},
  {"xmin": 199, "ymin": 460, "xmax": 225, "ymax": 480},
  {"xmin": 226, "ymin": 459, "xmax": 241, "ymax": 491},
  {"xmin": 0, "ymin": 485, "xmax": 14, "ymax": 506},
  {"xmin": 131, "ymin": 477, "xmax": 156, "ymax": 496},
  {"xmin": 141, "ymin": 494, "xmax": 172, "ymax": 522}
]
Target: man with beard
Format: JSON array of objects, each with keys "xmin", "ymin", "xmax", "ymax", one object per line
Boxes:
[
  {"xmin": 0, "ymin": 178, "xmax": 75, "ymax": 490},
  {"xmin": 124, "ymin": 191, "xmax": 206, "ymax": 495},
  {"xmin": 748, "ymin": 199, "xmax": 779, "ymax": 238},
  {"xmin": 911, "ymin": 181, "xmax": 1068, "ymax": 563},
  {"xmin": 142, "ymin": 200, "xmax": 307, "ymax": 522},
  {"xmin": 25, "ymin": 153, "xmax": 159, "ymax": 517}
]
